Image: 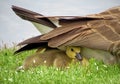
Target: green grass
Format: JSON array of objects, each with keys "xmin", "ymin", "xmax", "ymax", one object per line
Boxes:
[{"xmin": 0, "ymin": 48, "xmax": 120, "ymax": 84}]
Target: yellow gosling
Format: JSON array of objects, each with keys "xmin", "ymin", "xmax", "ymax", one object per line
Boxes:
[
  {"xmin": 17, "ymin": 49, "xmax": 73, "ymax": 70},
  {"xmin": 17, "ymin": 46, "xmax": 88, "ymax": 71}
]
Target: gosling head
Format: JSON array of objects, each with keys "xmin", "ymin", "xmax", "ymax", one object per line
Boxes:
[{"xmin": 66, "ymin": 46, "xmax": 82, "ymax": 61}]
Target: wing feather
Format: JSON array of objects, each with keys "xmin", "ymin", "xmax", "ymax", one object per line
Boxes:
[
  {"xmin": 12, "ymin": 5, "xmax": 57, "ymax": 28},
  {"xmin": 40, "ymin": 22, "xmax": 88, "ymax": 40},
  {"xmin": 61, "ymin": 29, "xmax": 113, "ymax": 51},
  {"xmin": 48, "ymin": 27, "xmax": 91, "ymax": 47},
  {"xmin": 18, "ymin": 35, "xmax": 46, "ymax": 45}
]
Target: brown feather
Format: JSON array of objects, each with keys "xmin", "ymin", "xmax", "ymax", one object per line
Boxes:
[
  {"xmin": 61, "ymin": 29, "xmax": 113, "ymax": 51},
  {"xmin": 14, "ymin": 43, "xmax": 48, "ymax": 54},
  {"xmin": 18, "ymin": 35, "xmax": 45, "ymax": 45},
  {"xmin": 12, "ymin": 5, "xmax": 57, "ymax": 28},
  {"xmin": 48, "ymin": 27, "xmax": 91, "ymax": 47},
  {"xmin": 15, "ymin": 35, "xmax": 48, "ymax": 53},
  {"xmin": 40, "ymin": 23, "xmax": 88, "ymax": 40}
]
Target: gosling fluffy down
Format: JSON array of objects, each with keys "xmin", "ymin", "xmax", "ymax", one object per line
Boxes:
[{"xmin": 17, "ymin": 49, "xmax": 80, "ymax": 70}]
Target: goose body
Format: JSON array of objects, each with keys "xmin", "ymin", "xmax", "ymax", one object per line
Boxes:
[{"xmin": 12, "ymin": 6, "xmax": 120, "ymax": 65}]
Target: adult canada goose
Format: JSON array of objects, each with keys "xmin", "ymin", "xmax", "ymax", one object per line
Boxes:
[
  {"xmin": 17, "ymin": 48, "xmax": 88, "ymax": 70},
  {"xmin": 12, "ymin": 6, "xmax": 120, "ymax": 64}
]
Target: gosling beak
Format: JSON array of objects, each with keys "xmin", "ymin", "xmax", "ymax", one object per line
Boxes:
[{"xmin": 75, "ymin": 53, "xmax": 82, "ymax": 61}]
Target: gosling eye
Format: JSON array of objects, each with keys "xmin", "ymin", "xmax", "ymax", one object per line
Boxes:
[{"xmin": 71, "ymin": 48, "xmax": 74, "ymax": 52}]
